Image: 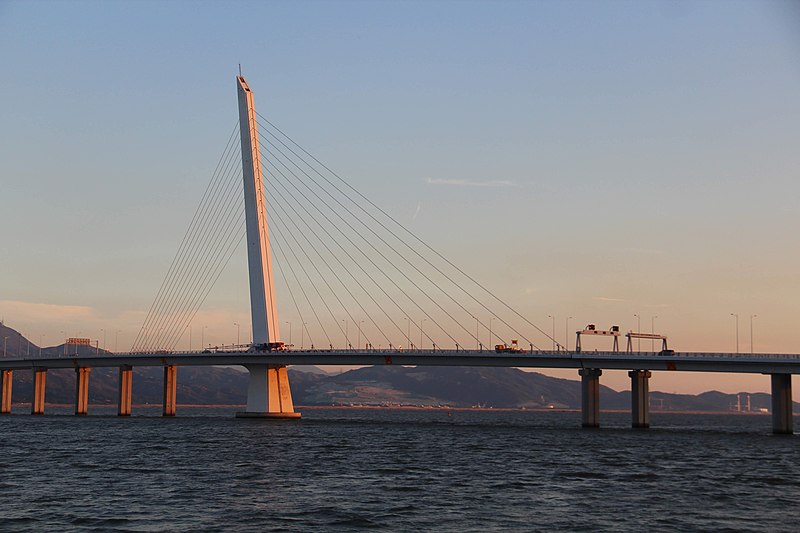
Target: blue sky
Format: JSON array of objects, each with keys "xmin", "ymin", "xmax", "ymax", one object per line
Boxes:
[{"xmin": 1, "ymin": 0, "xmax": 799, "ymax": 395}]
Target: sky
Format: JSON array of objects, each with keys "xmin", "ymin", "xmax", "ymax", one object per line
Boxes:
[{"xmin": 1, "ymin": 0, "xmax": 799, "ymax": 397}]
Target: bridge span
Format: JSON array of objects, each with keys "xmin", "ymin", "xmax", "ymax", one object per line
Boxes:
[{"xmin": 1, "ymin": 349, "xmax": 798, "ymax": 434}]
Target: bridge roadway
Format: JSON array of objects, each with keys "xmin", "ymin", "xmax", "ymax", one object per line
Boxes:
[{"xmin": 1, "ymin": 349, "xmax": 798, "ymax": 433}]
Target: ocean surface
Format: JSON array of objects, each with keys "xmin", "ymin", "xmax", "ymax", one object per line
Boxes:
[{"xmin": 1, "ymin": 407, "xmax": 798, "ymax": 532}]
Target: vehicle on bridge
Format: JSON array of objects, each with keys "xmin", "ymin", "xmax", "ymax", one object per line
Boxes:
[
  {"xmin": 251, "ymin": 341, "xmax": 287, "ymax": 352},
  {"xmin": 495, "ymin": 339, "xmax": 522, "ymax": 353}
]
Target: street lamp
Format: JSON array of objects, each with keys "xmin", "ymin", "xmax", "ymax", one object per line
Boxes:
[
  {"xmin": 565, "ymin": 317, "xmax": 573, "ymax": 351},
  {"xmin": 202, "ymin": 326, "xmax": 208, "ymax": 349},
  {"xmin": 651, "ymin": 316, "xmax": 658, "ymax": 352},
  {"xmin": 302, "ymin": 322, "xmax": 309, "ymax": 350},
  {"xmin": 187, "ymin": 325, "xmax": 192, "ymax": 352},
  {"xmin": 731, "ymin": 313, "xmax": 739, "ymax": 354},
  {"xmin": 342, "ymin": 319, "xmax": 349, "ymax": 349},
  {"xmin": 489, "ymin": 317, "xmax": 495, "ymax": 349},
  {"xmin": 60, "ymin": 330, "xmax": 66, "ymax": 356},
  {"xmin": 420, "ymin": 319, "xmax": 426, "ymax": 349},
  {"xmin": 234, "ymin": 322, "xmax": 240, "ymax": 347},
  {"xmin": 357, "ymin": 320, "xmax": 364, "ymax": 350},
  {"xmin": 547, "ymin": 315, "xmax": 555, "ymax": 351},
  {"xmin": 115, "ymin": 330, "xmax": 121, "ymax": 353},
  {"xmin": 285, "ymin": 321, "xmax": 292, "ymax": 345},
  {"xmin": 750, "ymin": 314, "xmax": 757, "ymax": 354},
  {"xmin": 634, "ymin": 314, "xmax": 641, "ymax": 352},
  {"xmin": 101, "ymin": 328, "xmax": 106, "ymax": 352}
]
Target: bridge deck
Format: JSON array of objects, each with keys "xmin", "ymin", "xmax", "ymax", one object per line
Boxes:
[{"xmin": 2, "ymin": 350, "xmax": 800, "ymax": 374}]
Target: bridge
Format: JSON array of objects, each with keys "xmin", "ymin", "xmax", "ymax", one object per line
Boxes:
[{"xmin": 1, "ymin": 75, "xmax": 798, "ymax": 433}]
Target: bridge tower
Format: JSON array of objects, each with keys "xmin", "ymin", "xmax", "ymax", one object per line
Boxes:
[{"xmin": 235, "ymin": 75, "xmax": 299, "ymax": 419}]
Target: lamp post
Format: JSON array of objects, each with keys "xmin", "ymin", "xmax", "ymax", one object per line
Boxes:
[
  {"xmin": 202, "ymin": 326, "xmax": 207, "ymax": 349},
  {"xmin": 115, "ymin": 330, "xmax": 121, "ymax": 353},
  {"xmin": 634, "ymin": 314, "xmax": 641, "ymax": 352},
  {"xmin": 342, "ymin": 320, "xmax": 349, "ymax": 349},
  {"xmin": 234, "ymin": 322, "xmax": 240, "ymax": 347},
  {"xmin": 404, "ymin": 317, "xmax": 410, "ymax": 348},
  {"xmin": 548, "ymin": 315, "xmax": 555, "ymax": 351},
  {"xmin": 60, "ymin": 330, "xmax": 66, "ymax": 356},
  {"xmin": 730, "ymin": 313, "xmax": 739, "ymax": 354},
  {"xmin": 357, "ymin": 320, "xmax": 364, "ymax": 350},
  {"xmin": 475, "ymin": 317, "xmax": 479, "ymax": 350},
  {"xmin": 750, "ymin": 314, "xmax": 757, "ymax": 354},
  {"xmin": 285, "ymin": 321, "xmax": 292, "ymax": 345},
  {"xmin": 489, "ymin": 317, "xmax": 495, "ymax": 349},
  {"xmin": 420, "ymin": 319, "xmax": 426, "ymax": 349},
  {"xmin": 302, "ymin": 322, "xmax": 308, "ymax": 350},
  {"xmin": 188, "ymin": 325, "xmax": 192, "ymax": 352},
  {"xmin": 651, "ymin": 316, "xmax": 658, "ymax": 352},
  {"xmin": 565, "ymin": 317, "xmax": 573, "ymax": 351}
]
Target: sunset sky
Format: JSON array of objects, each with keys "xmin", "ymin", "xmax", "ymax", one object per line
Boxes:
[{"xmin": 1, "ymin": 0, "xmax": 799, "ymax": 396}]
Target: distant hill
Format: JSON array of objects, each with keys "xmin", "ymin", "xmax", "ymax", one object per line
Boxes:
[{"xmin": 0, "ymin": 322, "xmax": 791, "ymax": 412}]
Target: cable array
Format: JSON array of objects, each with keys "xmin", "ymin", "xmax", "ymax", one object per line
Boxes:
[
  {"xmin": 256, "ymin": 113, "xmax": 558, "ymax": 351},
  {"xmin": 131, "ymin": 123, "xmax": 245, "ymax": 352},
  {"xmin": 133, "ymin": 117, "xmax": 559, "ymax": 352}
]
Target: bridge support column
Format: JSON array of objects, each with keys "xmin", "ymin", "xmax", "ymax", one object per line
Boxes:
[
  {"xmin": 771, "ymin": 374, "xmax": 793, "ymax": 435},
  {"xmin": 629, "ymin": 370, "xmax": 651, "ymax": 428},
  {"xmin": 118, "ymin": 366, "xmax": 133, "ymax": 416},
  {"xmin": 579, "ymin": 368, "xmax": 602, "ymax": 428},
  {"xmin": 31, "ymin": 368, "xmax": 47, "ymax": 415},
  {"xmin": 74, "ymin": 367, "xmax": 91, "ymax": 416},
  {"xmin": 163, "ymin": 365, "xmax": 177, "ymax": 417},
  {"xmin": 236, "ymin": 364, "xmax": 300, "ymax": 419},
  {"xmin": 1, "ymin": 370, "xmax": 12, "ymax": 414}
]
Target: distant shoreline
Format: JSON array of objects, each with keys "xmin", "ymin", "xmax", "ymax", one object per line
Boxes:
[{"xmin": 7, "ymin": 403, "xmax": 774, "ymax": 416}]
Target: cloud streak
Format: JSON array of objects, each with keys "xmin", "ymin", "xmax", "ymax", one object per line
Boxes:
[
  {"xmin": 426, "ymin": 178, "xmax": 515, "ymax": 188},
  {"xmin": 593, "ymin": 296, "xmax": 627, "ymax": 302}
]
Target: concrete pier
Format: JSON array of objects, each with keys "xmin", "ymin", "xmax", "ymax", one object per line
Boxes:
[
  {"xmin": 118, "ymin": 366, "xmax": 133, "ymax": 416},
  {"xmin": 771, "ymin": 373, "xmax": 793, "ymax": 435},
  {"xmin": 74, "ymin": 367, "xmax": 91, "ymax": 416},
  {"xmin": 236, "ymin": 364, "xmax": 301, "ymax": 419},
  {"xmin": 163, "ymin": 365, "xmax": 177, "ymax": 417},
  {"xmin": 31, "ymin": 368, "xmax": 47, "ymax": 415},
  {"xmin": 629, "ymin": 370, "xmax": 651, "ymax": 428},
  {"xmin": 579, "ymin": 368, "xmax": 602, "ymax": 428},
  {"xmin": 1, "ymin": 370, "xmax": 12, "ymax": 414}
]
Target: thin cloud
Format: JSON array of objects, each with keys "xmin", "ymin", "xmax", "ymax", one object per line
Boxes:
[
  {"xmin": 426, "ymin": 178, "xmax": 515, "ymax": 188},
  {"xmin": 593, "ymin": 297, "xmax": 627, "ymax": 302},
  {"xmin": 412, "ymin": 201, "xmax": 422, "ymax": 221},
  {"xmin": 0, "ymin": 300, "xmax": 95, "ymax": 321}
]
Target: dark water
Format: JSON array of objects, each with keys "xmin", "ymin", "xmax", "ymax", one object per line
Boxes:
[{"xmin": 1, "ymin": 408, "xmax": 798, "ymax": 532}]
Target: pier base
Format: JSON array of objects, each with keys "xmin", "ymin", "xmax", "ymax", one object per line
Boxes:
[
  {"xmin": 579, "ymin": 368, "xmax": 602, "ymax": 428},
  {"xmin": 629, "ymin": 370, "xmax": 651, "ymax": 428},
  {"xmin": 74, "ymin": 367, "xmax": 91, "ymax": 416},
  {"xmin": 163, "ymin": 365, "xmax": 177, "ymax": 417},
  {"xmin": 771, "ymin": 373, "xmax": 793, "ymax": 435},
  {"xmin": 1, "ymin": 370, "xmax": 12, "ymax": 414},
  {"xmin": 236, "ymin": 365, "xmax": 301, "ymax": 419},
  {"xmin": 32, "ymin": 369, "xmax": 47, "ymax": 415},
  {"xmin": 118, "ymin": 366, "xmax": 133, "ymax": 417}
]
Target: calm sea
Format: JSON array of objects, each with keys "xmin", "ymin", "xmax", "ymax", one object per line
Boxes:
[{"xmin": 0, "ymin": 407, "xmax": 798, "ymax": 532}]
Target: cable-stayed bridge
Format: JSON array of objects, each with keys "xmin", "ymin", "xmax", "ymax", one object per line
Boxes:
[{"xmin": 2, "ymin": 76, "xmax": 799, "ymax": 433}]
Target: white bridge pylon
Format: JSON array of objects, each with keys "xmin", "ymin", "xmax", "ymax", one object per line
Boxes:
[{"xmin": 235, "ymin": 75, "xmax": 298, "ymax": 419}]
